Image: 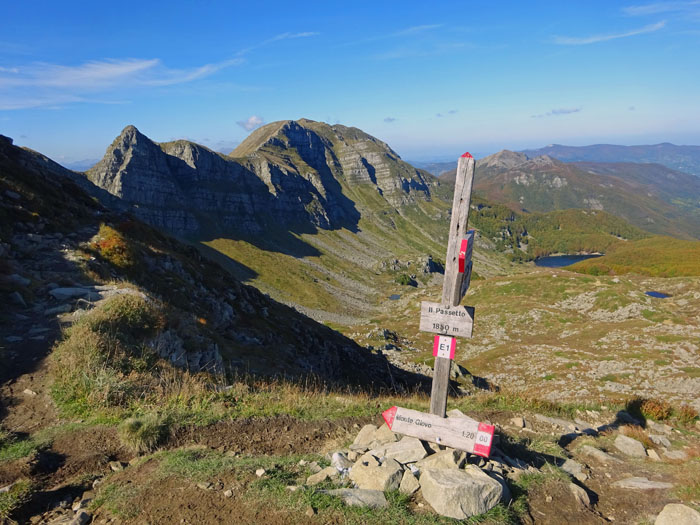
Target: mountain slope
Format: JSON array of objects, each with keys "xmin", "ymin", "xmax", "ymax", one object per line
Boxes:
[
  {"xmin": 446, "ymin": 150, "xmax": 700, "ymax": 239},
  {"xmin": 521, "ymin": 143, "xmax": 700, "ymax": 177}
]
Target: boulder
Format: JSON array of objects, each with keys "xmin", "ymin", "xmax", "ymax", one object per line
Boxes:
[
  {"xmin": 49, "ymin": 287, "xmax": 100, "ymax": 301},
  {"xmin": 612, "ymin": 477, "xmax": 673, "ymax": 490},
  {"xmin": 330, "ymin": 452, "xmax": 353, "ymax": 470},
  {"xmin": 614, "ymin": 435, "xmax": 647, "ymax": 457},
  {"xmin": 306, "ymin": 466, "xmax": 338, "ymax": 486},
  {"xmin": 649, "ymin": 434, "xmax": 671, "ymax": 448},
  {"xmin": 663, "ymin": 450, "xmax": 688, "ymax": 461},
  {"xmin": 579, "ymin": 445, "xmax": 621, "ymax": 464},
  {"xmin": 399, "ymin": 470, "xmax": 420, "ymax": 495},
  {"xmin": 415, "ymin": 449, "xmax": 465, "ymax": 470},
  {"xmin": 322, "ymin": 489, "xmax": 388, "ymax": 509},
  {"xmin": 420, "ymin": 466, "xmax": 503, "ymax": 519},
  {"xmin": 655, "ymin": 503, "xmax": 700, "ymax": 525},
  {"xmin": 560, "ymin": 458, "xmax": 588, "ymax": 482},
  {"xmin": 383, "ymin": 437, "xmax": 428, "ymax": 464},
  {"xmin": 569, "ymin": 483, "xmax": 590, "ymax": 507},
  {"xmin": 352, "ymin": 424, "xmax": 378, "ymax": 448},
  {"xmin": 349, "ymin": 460, "xmax": 403, "ymax": 491},
  {"xmin": 372, "ymin": 423, "xmax": 399, "ymax": 445}
]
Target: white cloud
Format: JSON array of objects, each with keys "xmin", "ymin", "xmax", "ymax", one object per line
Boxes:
[
  {"xmin": 384, "ymin": 117, "xmax": 397, "ymax": 123},
  {"xmin": 531, "ymin": 107, "xmax": 582, "ymax": 118},
  {"xmin": 622, "ymin": 1, "xmax": 700, "ymax": 16},
  {"xmin": 553, "ymin": 20, "xmax": 666, "ymax": 45},
  {"xmin": 237, "ymin": 115, "xmax": 264, "ymax": 131},
  {"xmin": 237, "ymin": 31, "xmax": 319, "ymax": 56}
]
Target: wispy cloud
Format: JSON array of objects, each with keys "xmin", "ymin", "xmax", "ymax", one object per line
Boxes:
[
  {"xmin": 374, "ymin": 42, "xmax": 468, "ymax": 60},
  {"xmin": 237, "ymin": 115, "xmax": 264, "ymax": 131},
  {"xmin": 392, "ymin": 24, "xmax": 443, "ymax": 37},
  {"xmin": 553, "ymin": 20, "xmax": 666, "ymax": 45},
  {"xmin": 622, "ymin": 1, "xmax": 700, "ymax": 16},
  {"xmin": 237, "ymin": 31, "xmax": 319, "ymax": 56},
  {"xmin": 384, "ymin": 117, "xmax": 397, "ymax": 123},
  {"xmin": 341, "ymin": 24, "xmax": 443, "ymax": 47},
  {"xmin": 0, "ymin": 57, "xmax": 243, "ymax": 109},
  {"xmin": 531, "ymin": 107, "xmax": 582, "ymax": 118}
]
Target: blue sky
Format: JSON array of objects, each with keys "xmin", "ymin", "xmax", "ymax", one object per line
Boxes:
[{"xmin": 1, "ymin": 1, "xmax": 699, "ymax": 164}]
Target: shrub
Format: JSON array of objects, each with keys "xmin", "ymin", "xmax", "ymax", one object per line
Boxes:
[
  {"xmin": 92, "ymin": 224, "xmax": 139, "ymax": 270},
  {"xmin": 677, "ymin": 404, "xmax": 699, "ymax": 426},
  {"xmin": 626, "ymin": 397, "xmax": 672, "ymax": 421},
  {"xmin": 394, "ymin": 273, "xmax": 416, "ymax": 286},
  {"xmin": 119, "ymin": 414, "xmax": 169, "ymax": 454}
]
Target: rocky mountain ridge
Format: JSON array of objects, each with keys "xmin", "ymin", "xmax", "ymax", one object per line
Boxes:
[{"xmin": 86, "ymin": 120, "xmax": 435, "ymax": 237}]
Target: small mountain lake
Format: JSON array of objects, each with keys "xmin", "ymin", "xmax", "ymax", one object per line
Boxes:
[
  {"xmin": 645, "ymin": 291, "xmax": 671, "ymax": 299},
  {"xmin": 534, "ymin": 254, "xmax": 603, "ymax": 268},
  {"xmin": 389, "ymin": 294, "xmax": 401, "ymax": 300}
]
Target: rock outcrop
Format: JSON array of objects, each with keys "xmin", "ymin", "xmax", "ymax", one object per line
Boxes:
[{"xmin": 86, "ymin": 120, "xmax": 434, "ymax": 236}]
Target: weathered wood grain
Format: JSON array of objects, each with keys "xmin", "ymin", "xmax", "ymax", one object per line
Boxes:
[
  {"xmin": 419, "ymin": 302, "xmax": 474, "ymax": 338},
  {"xmin": 430, "ymin": 153, "xmax": 476, "ymax": 417},
  {"xmin": 383, "ymin": 406, "xmax": 495, "ymax": 457}
]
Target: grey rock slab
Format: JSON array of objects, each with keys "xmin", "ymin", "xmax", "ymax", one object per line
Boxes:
[
  {"xmin": 415, "ymin": 449, "xmax": 465, "ymax": 470},
  {"xmin": 579, "ymin": 445, "xmax": 622, "ymax": 464},
  {"xmin": 612, "ymin": 477, "xmax": 673, "ymax": 490},
  {"xmin": 560, "ymin": 459, "xmax": 588, "ymax": 482},
  {"xmin": 49, "ymin": 287, "xmax": 100, "ymax": 301},
  {"xmin": 322, "ymin": 488, "xmax": 388, "ymax": 509},
  {"xmin": 383, "ymin": 437, "xmax": 428, "ymax": 464},
  {"xmin": 372, "ymin": 423, "xmax": 398, "ymax": 445},
  {"xmin": 534, "ymin": 413, "xmax": 578, "ymax": 431},
  {"xmin": 647, "ymin": 420, "xmax": 672, "ymax": 435},
  {"xmin": 352, "ymin": 424, "xmax": 378, "ymax": 448},
  {"xmin": 45, "ymin": 304, "xmax": 72, "ymax": 315},
  {"xmin": 663, "ymin": 450, "xmax": 688, "ymax": 461},
  {"xmin": 399, "ymin": 470, "xmax": 420, "ymax": 495},
  {"xmin": 71, "ymin": 511, "xmax": 91, "ymax": 525},
  {"xmin": 486, "ymin": 471, "xmax": 511, "ymax": 504},
  {"xmin": 420, "ymin": 466, "xmax": 503, "ymax": 520},
  {"xmin": 330, "ymin": 452, "xmax": 353, "ymax": 470},
  {"xmin": 307, "ymin": 466, "xmax": 338, "ymax": 486},
  {"xmin": 655, "ymin": 503, "xmax": 700, "ymax": 525},
  {"xmin": 649, "ymin": 434, "xmax": 672, "ymax": 448},
  {"xmin": 614, "ymin": 435, "xmax": 647, "ymax": 457},
  {"xmin": 349, "ymin": 461, "xmax": 402, "ymax": 491},
  {"xmin": 569, "ymin": 483, "xmax": 590, "ymax": 507}
]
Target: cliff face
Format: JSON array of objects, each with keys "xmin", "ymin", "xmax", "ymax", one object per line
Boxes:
[{"xmin": 87, "ymin": 120, "xmax": 434, "ymax": 236}]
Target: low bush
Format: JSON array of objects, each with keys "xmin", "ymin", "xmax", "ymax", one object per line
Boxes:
[{"xmin": 119, "ymin": 414, "xmax": 169, "ymax": 454}]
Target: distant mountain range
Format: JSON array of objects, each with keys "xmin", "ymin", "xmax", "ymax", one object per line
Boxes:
[
  {"xmin": 521, "ymin": 143, "xmax": 700, "ymax": 177},
  {"xmin": 440, "ymin": 150, "xmax": 700, "ymax": 239}
]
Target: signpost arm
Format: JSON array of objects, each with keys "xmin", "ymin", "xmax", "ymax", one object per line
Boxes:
[{"xmin": 429, "ymin": 153, "xmax": 476, "ymax": 417}]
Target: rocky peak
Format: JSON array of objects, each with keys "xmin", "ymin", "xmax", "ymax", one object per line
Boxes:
[{"xmin": 477, "ymin": 150, "xmax": 529, "ymax": 170}]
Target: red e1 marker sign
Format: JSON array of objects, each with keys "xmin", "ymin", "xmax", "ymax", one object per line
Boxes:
[{"xmin": 433, "ymin": 335, "xmax": 456, "ymax": 360}]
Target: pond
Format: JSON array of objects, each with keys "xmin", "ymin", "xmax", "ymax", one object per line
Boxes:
[
  {"xmin": 389, "ymin": 294, "xmax": 401, "ymax": 300},
  {"xmin": 645, "ymin": 291, "xmax": 670, "ymax": 299},
  {"xmin": 534, "ymin": 254, "xmax": 603, "ymax": 268}
]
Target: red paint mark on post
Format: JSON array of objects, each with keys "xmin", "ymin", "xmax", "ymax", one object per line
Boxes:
[
  {"xmin": 473, "ymin": 422, "xmax": 495, "ymax": 457},
  {"xmin": 458, "ymin": 238, "xmax": 468, "ymax": 273},
  {"xmin": 461, "ymin": 152, "xmax": 473, "ymax": 158},
  {"xmin": 433, "ymin": 335, "xmax": 456, "ymax": 360},
  {"xmin": 383, "ymin": 406, "xmax": 398, "ymax": 429}
]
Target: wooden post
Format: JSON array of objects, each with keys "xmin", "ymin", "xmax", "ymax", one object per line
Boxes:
[{"xmin": 429, "ymin": 152, "xmax": 476, "ymax": 417}]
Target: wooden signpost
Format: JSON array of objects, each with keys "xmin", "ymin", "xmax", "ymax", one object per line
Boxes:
[
  {"xmin": 383, "ymin": 406, "xmax": 494, "ymax": 458},
  {"xmin": 380, "ymin": 152, "xmax": 493, "ymax": 456}
]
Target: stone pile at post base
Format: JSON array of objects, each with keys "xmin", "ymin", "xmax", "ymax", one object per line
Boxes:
[{"xmin": 308, "ymin": 412, "xmax": 518, "ymax": 520}]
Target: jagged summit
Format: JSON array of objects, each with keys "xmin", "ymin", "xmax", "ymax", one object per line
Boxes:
[
  {"xmin": 477, "ymin": 150, "xmax": 529, "ymax": 170},
  {"xmin": 84, "ymin": 120, "xmax": 435, "ymax": 236}
]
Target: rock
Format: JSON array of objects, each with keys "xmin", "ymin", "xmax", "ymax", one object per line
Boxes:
[
  {"xmin": 569, "ymin": 483, "xmax": 590, "ymax": 507},
  {"xmin": 306, "ymin": 466, "xmax": 338, "ymax": 486},
  {"xmin": 655, "ymin": 503, "xmax": 700, "ymax": 525},
  {"xmin": 647, "ymin": 449, "xmax": 661, "ymax": 461},
  {"xmin": 307, "ymin": 461, "xmax": 322, "ymax": 473},
  {"xmin": 663, "ymin": 450, "xmax": 688, "ymax": 461},
  {"xmin": 22, "ymin": 388, "xmax": 38, "ymax": 397},
  {"xmin": 4, "ymin": 190, "xmax": 20, "ymax": 200},
  {"xmin": 353, "ymin": 453, "xmax": 379, "ymax": 469},
  {"xmin": 223, "ymin": 489, "xmax": 234, "ymax": 498},
  {"xmin": 5, "ymin": 336, "xmax": 22, "ymax": 343},
  {"xmin": 612, "ymin": 477, "xmax": 673, "ymax": 490},
  {"xmin": 383, "ymin": 437, "xmax": 428, "ymax": 464},
  {"xmin": 510, "ymin": 417, "xmax": 526, "ymax": 428},
  {"xmin": 647, "ymin": 420, "xmax": 672, "ymax": 434},
  {"xmin": 649, "ymin": 434, "xmax": 672, "ymax": 448},
  {"xmin": 330, "ymin": 452, "xmax": 353, "ymax": 470},
  {"xmin": 196, "ymin": 482, "xmax": 213, "ymax": 490},
  {"xmin": 347, "ymin": 450, "xmax": 359, "ymax": 462},
  {"xmin": 108, "ymin": 461, "xmax": 126, "ymax": 472},
  {"xmin": 420, "ymin": 466, "xmax": 503, "ymax": 519},
  {"xmin": 534, "ymin": 414, "xmax": 578, "ymax": 431},
  {"xmin": 322, "ymin": 488, "xmax": 388, "ymax": 509},
  {"xmin": 349, "ymin": 459, "xmax": 403, "ymax": 491},
  {"xmin": 352, "ymin": 424, "xmax": 378, "ymax": 447},
  {"xmin": 372, "ymin": 423, "xmax": 398, "ymax": 445},
  {"xmin": 486, "ymin": 471, "xmax": 512, "ymax": 504},
  {"xmin": 9, "ymin": 291, "xmax": 26, "ymax": 307},
  {"xmin": 45, "ymin": 304, "xmax": 73, "ymax": 315},
  {"xmin": 560, "ymin": 459, "xmax": 588, "ymax": 482},
  {"xmin": 72, "ymin": 492, "xmax": 94, "ymax": 512},
  {"xmin": 255, "ymin": 468, "xmax": 266, "ymax": 477},
  {"xmin": 579, "ymin": 445, "xmax": 621, "ymax": 464},
  {"xmin": 399, "ymin": 470, "xmax": 420, "ymax": 495},
  {"xmin": 71, "ymin": 511, "xmax": 91, "ymax": 525},
  {"xmin": 49, "ymin": 287, "xmax": 100, "ymax": 301},
  {"xmin": 415, "ymin": 449, "xmax": 465, "ymax": 470},
  {"xmin": 305, "ymin": 506, "xmax": 316, "ymax": 517}
]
